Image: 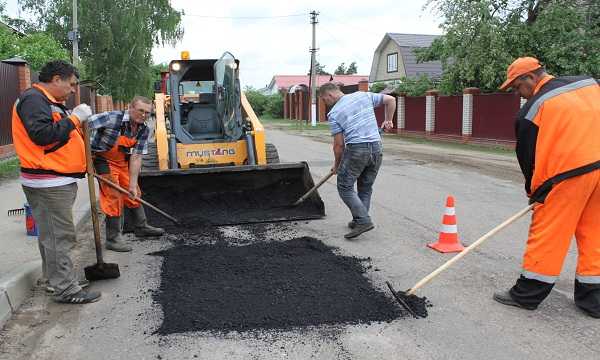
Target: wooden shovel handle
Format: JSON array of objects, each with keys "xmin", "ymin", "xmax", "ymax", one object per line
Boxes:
[
  {"xmin": 82, "ymin": 122, "xmax": 104, "ymax": 264},
  {"xmin": 293, "ymin": 169, "xmax": 335, "ymax": 206},
  {"xmin": 93, "ymin": 174, "xmax": 180, "ymax": 225},
  {"xmin": 407, "ymin": 204, "xmax": 535, "ymax": 295}
]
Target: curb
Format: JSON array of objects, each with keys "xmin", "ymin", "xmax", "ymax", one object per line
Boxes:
[
  {"xmin": 0, "ymin": 260, "xmax": 42, "ymax": 330},
  {"xmin": 0, "ymin": 182, "xmax": 92, "ymax": 331}
]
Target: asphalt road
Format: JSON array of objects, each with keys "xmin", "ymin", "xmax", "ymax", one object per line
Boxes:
[{"xmin": 0, "ymin": 128, "xmax": 598, "ymax": 360}]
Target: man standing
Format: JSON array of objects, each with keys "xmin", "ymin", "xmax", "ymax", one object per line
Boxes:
[
  {"xmin": 88, "ymin": 96, "xmax": 164, "ymax": 252},
  {"xmin": 494, "ymin": 57, "xmax": 600, "ymax": 318},
  {"xmin": 319, "ymin": 83, "xmax": 396, "ymax": 239},
  {"xmin": 12, "ymin": 60, "xmax": 101, "ymax": 304}
]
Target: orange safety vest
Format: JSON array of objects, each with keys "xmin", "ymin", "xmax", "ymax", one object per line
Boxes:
[
  {"xmin": 516, "ymin": 76, "xmax": 600, "ymax": 202},
  {"xmin": 11, "ymin": 84, "xmax": 86, "ymax": 177},
  {"xmin": 96, "ymin": 132, "xmax": 138, "ymax": 166}
]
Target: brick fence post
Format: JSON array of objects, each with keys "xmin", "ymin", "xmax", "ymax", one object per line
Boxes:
[
  {"xmin": 462, "ymin": 87, "xmax": 480, "ymax": 139},
  {"xmin": 425, "ymin": 89, "xmax": 439, "ymax": 135},
  {"xmin": 318, "ymin": 97, "xmax": 327, "ymax": 122},
  {"xmin": 358, "ymin": 80, "xmax": 369, "ymax": 92},
  {"xmin": 283, "ymin": 91, "xmax": 288, "ymax": 119},
  {"xmin": 396, "ymin": 92, "xmax": 406, "ymax": 134}
]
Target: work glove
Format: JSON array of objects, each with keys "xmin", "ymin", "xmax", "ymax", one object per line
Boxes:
[{"xmin": 72, "ymin": 104, "xmax": 92, "ymax": 122}]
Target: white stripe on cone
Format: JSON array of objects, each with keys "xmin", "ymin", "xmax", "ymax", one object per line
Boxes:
[
  {"xmin": 444, "ymin": 208, "xmax": 456, "ymax": 216},
  {"xmin": 440, "ymin": 224, "xmax": 457, "ymax": 233}
]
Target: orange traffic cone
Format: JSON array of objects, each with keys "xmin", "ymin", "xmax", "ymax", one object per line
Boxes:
[{"xmin": 428, "ymin": 196, "xmax": 465, "ymax": 253}]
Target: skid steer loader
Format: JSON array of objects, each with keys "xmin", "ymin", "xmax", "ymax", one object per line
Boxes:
[{"xmin": 135, "ymin": 52, "xmax": 325, "ymax": 229}]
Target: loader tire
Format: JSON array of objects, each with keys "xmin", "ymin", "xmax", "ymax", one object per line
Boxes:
[
  {"xmin": 266, "ymin": 143, "xmax": 280, "ymax": 164},
  {"xmin": 142, "ymin": 142, "xmax": 159, "ymax": 172}
]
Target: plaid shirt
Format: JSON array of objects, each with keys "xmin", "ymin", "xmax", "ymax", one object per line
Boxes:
[{"xmin": 88, "ymin": 110, "xmax": 149, "ymax": 155}]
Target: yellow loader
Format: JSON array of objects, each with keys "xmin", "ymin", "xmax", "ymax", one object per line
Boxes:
[{"xmin": 136, "ymin": 52, "xmax": 325, "ymax": 229}]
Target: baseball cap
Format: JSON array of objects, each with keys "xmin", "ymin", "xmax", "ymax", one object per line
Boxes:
[{"xmin": 500, "ymin": 57, "xmax": 542, "ymax": 91}]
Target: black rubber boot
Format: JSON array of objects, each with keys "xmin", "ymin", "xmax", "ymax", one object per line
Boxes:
[
  {"xmin": 105, "ymin": 215, "xmax": 132, "ymax": 252},
  {"xmin": 131, "ymin": 206, "xmax": 165, "ymax": 237},
  {"xmin": 493, "ymin": 290, "xmax": 537, "ymax": 310}
]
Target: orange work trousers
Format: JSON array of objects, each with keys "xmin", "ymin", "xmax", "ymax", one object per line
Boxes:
[
  {"xmin": 522, "ymin": 170, "xmax": 600, "ymax": 284},
  {"xmin": 98, "ymin": 160, "xmax": 141, "ymax": 217}
]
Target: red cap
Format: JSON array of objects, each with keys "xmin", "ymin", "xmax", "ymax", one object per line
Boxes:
[{"xmin": 500, "ymin": 57, "xmax": 542, "ymax": 91}]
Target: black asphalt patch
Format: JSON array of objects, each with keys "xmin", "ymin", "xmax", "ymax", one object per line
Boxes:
[{"xmin": 151, "ymin": 236, "xmax": 404, "ymax": 334}]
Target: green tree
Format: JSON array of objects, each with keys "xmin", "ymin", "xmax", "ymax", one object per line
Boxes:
[
  {"xmin": 309, "ymin": 61, "xmax": 329, "ymax": 75},
  {"xmin": 20, "ymin": 0, "xmax": 183, "ymax": 100},
  {"xmin": 244, "ymin": 87, "xmax": 269, "ymax": 116},
  {"xmin": 395, "ymin": 75, "xmax": 435, "ymax": 96},
  {"xmin": 0, "ymin": 26, "xmax": 69, "ymax": 71},
  {"xmin": 17, "ymin": 32, "xmax": 70, "ymax": 71},
  {"xmin": 345, "ymin": 61, "xmax": 357, "ymax": 74},
  {"xmin": 418, "ymin": 0, "xmax": 600, "ymax": 94},
  {"xmin": 369, "ymin": 82, "xmax": 387, "ymax": 93},
  {"xmin": 264, "ymin": 93, "xmax": 284, "ymax": 118},
  {"xmin": 334, "ymin": 62, "xmax": 346, "ymax": 75}
]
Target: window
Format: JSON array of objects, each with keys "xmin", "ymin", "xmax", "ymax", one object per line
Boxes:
[{"xmin": 387, "ymin": 53, "xmax": 398, "ymax": 73}]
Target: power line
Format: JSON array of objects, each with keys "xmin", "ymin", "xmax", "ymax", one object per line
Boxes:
[{"xmin": 183, "ymin": 13, "xmax": 309, "ymax": 20}]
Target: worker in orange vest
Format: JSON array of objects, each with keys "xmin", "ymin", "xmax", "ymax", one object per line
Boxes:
[
  {"xmin": 12, "ymin": 60, "xmax": 100, "ymax": 304},
  {"xmin": 88, "ymin": 96, "xmax": 164, "ymax": 252},
  {"xmin": 494, "ymin": 57, "xmax": 600, "ymax": 318}
]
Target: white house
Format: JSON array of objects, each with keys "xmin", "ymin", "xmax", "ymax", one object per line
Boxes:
[{"xmin": 369, "ymin": 33, "xmax": 443, "ymax": 84}]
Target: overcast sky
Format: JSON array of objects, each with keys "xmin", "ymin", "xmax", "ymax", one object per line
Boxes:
[{"xmin": 4, "ymin": 0, "xmax": 442, "ymax": 88}]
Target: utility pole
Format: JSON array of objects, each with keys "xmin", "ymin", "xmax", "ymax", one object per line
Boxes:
[
  {"xmin": 72, "ymin": 0, "xmax": 80, "ymax": 105},
  {"xmin": 309, "ymin": 10, "xmax": 319, "ymax": 127},
  {"xmin": 72, "ymin": 0, "xmax": 78, "ymax": 68}
]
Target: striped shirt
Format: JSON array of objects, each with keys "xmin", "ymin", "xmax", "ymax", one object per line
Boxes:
[
  {"xmin": 88, "ymin": 110, "xmax": 149, "ymax": 155},
  {"xmin": 327, "ymin": 91, "xmax": 383, "ymax": 145}
]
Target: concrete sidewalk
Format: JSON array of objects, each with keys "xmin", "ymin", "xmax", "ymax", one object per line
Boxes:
[{"xmin": 0, "ymin": 177, "xmax": 92, "ymax": 329}]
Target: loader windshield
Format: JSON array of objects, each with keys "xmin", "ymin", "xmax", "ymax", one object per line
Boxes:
[
  {"xmin": 214, "ymin": 52, "xmax": 243, "ymax": 140},
  {"xmin": 180, "ymin": 81, "xmax": 215, "ymax": 104}
]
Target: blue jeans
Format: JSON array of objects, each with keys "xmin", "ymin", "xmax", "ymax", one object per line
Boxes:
[{"xmin": 337, "ymin": 141, "xmax": 383, "ymax": 225}]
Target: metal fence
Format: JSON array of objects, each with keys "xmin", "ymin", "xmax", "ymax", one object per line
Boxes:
[{"xmin": 0, "ymin": 63, "xmax": 19, "ymax": 146}]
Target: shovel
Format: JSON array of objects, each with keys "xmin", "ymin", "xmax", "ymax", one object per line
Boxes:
[
  {"xmin": 387, "ymin": 204, "xmax": 534, "ymax": 318},
  {"xmin": 81, "ymin": 122, "xmax": 120, "ymax": 281},
  {"xmin": 292, "ymin": 169, "xmax": 335, "ymax": 206},
  {"xmin": 93, "ymin": 174, "xmax": 180, "ymax": 225}
]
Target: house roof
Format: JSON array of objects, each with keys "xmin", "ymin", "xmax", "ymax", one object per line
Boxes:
[
  {"xmin": 387, "ymin": 33, "xmax": 440, "ymax": 48},
  {"xmin": 269, "ymin": 74, "xmax": 369, "ymax": 92},
  {"xmin": 0, "ymin": 21, "xmax": 25, "ymax": 37},
  {"xmin": 371, "ymin": 33, "xmax": 443, "ymax": 80}
]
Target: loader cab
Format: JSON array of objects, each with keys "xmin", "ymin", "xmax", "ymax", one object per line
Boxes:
[{"xmin": 167, "ymin": 53, "xmax": 243, "ymax": 144}]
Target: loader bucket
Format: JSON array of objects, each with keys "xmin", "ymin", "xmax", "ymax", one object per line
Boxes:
[{"xmin": 137, "ymin": 162, "xmax": 325, "ymax": 231}]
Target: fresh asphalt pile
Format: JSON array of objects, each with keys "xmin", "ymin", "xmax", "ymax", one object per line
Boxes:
[{"xmin": 150, "ymin": 226, "xmax": 407, "ymax": 334}]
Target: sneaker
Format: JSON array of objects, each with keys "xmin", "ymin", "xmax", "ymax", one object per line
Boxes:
[
  {"xmin": 492, "ymin": 290, "xmax": 537, "ymax": 310},
  {"xmin": 348, "ymin": 220, "xmax": 357, "ymax": 229},
  {"xmin": 344, "ymin": 223, "xmax": 375, "ymax": 239},
  {"xmin": 45, "ymin": 279, "xmax": 90, "ymax": 294},
  {"xmin": 54, "ymin": 289, "xmax": 101, "ymax": 304}
]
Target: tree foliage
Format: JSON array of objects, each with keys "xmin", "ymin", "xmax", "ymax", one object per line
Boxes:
[
  {"xmin": 395, "ymin": 75, "xmax": 435, "ymax": 96},
  {"xmin": 309, "ymin": 61, "xmax": 330, "ymax": 75},
  {"xmin": 369, "ymin": 82, "xmax": 387, "ymax": 93},
  {"xmin": 19, "ymin": 0, "xmax": 183, "ymax": 100},
  {"xmin": 0, "ymin": 26, "xmax": 69, "ymax": 71},
  {"xmin": 345, "ymin": 61, "xmax": 358, "ymax": 74},
  {"xmin": 418, "ymin": 0, "xmax": 600, "ymax": 94},
  {"xmin": 244, "ymin": 88, "xmax": 283, "ymax": 118},
  {"xmin": 334, "ymin": 61, "xmax": 358, "ymax": 75},
  {"xmin": 334, "ymin": 62, "xmax": 346, "ymax": 75}
]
